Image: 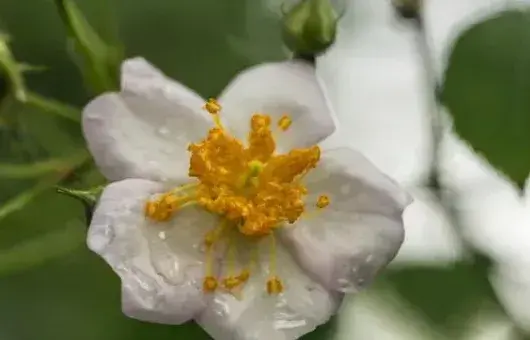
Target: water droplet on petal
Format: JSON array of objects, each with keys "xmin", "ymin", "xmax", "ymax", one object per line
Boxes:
[{"xmin": 157, "ymin": 127, "xmax": 170, "ymax": 136}]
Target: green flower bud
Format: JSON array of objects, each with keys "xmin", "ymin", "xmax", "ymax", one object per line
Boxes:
[{"xmin": 281, "ymin": 0, "xmax": 339, "ymax": 58}]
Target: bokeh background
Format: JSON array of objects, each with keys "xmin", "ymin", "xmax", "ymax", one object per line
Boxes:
[{"xmin": 2, "ymin": 0, "xmax": 530, "ymax": 339}]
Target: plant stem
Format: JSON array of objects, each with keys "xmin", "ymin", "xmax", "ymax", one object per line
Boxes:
[{"xmin": 412, "ymin": 15, "xmax": 443, "ymax": 196}]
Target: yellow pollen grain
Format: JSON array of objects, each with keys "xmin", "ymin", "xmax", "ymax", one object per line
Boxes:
[
  {"xmin": 221, "ymin": 270, "xmax": 250, "ymax": 295},
  {"xmin": 316, "ymin": 195, "xmax": 330, "ymax": 209},
  {"xmin": 278, "ymin": 115, "xmax": 292, "ymax": 131},
  {"xmin": 144, "ymin": 193, "xmax": 183, "ymax": 222},
  {"xmin": 203, "ymin": 98, "xmax": 221, "ymax": 114},
  {"xmin": 203, "ymin": 276, "xmax": 218, "ymax": 292}
]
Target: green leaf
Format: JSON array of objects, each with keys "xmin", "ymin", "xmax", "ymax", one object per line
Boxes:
[
  {"xmin": 300, "ymin": 316, "xmax": 337, "ymax": 340},
  {"xmin": 442, "ymin": 9, "xmax": 530, "ymax": 190},
  {"xmin": 0, "ymin": 149, "xmax": 88, "ymax": 178},
  {"xmin": 380, "ymin": 257, "xmax": 499, "ymax": 337},
  {"xmin": 25, "ymin": 92, "xmax": 81, "ymax": 122},
  {"xmin": 0, "ymin": 174, "xmax": 64, "ymax": 222},
  {"xmin": 54, "ymin": 0, "xmax": 123, "ymax": 94},
  {"xmin": 0, "ymin": 222, "xmax": 84, "ymax": 277},
  {"xmin": 227, "ymin": 2, "xmax": 286, "ymax": 64}
]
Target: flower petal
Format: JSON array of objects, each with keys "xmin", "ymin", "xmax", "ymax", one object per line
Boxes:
[
  {"xmin": 280, "ymin": 147, "xmax": 411, "ymax": 293},
  {"xmin": 197, "ymin": 241, "xmax": 340, "ymax": 340},
  {"xmin": 82, "ymin": 57, "xmax": 211, "ymax": 182},
  {"xmin": 88, "ymin": 178, "xmax": 214, "ymax": 324},
  {"xmin": 218, "ymin": 60, "xmax": 336, "ymax": 152}
]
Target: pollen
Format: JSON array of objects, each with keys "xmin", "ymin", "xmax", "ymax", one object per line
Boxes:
[
  {"xmin": 146, "ymin": 99, "xmax": 328, "ymax": 296},
  {"xmin": 278, "ymin": 115, "xmax": 292, "ymax": 131},
  {"xmin": 222, "ymin": 269, "xmax": 250, "ymax": 291},
  {"xmin": 203, "ymin": 276, "xmax": 218, "ymax": 292},
  {"xmin": 266, "ymin": 276, "xmax": 284, "ymax": 295},
  {"xmin": 247, "ymin": 114, "xmax": 275, "ymax": 162},
  {"xmin": 145, "ymin": 193, "xmax": 182, "ymax": 222},
  {"xmin": 203, "ymin": 98, "xmax": 221, "ymax": 114},
  {"xmin": 316, "ymin": 195, "xmax": 330, "ymax": 209}
]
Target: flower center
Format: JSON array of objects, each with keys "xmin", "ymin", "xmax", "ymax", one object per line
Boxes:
[{"xmin": 145, "ymin": 98, "xmax": 330, "ymax": 296}]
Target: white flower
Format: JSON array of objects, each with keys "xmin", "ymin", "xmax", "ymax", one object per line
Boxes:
[{"xmin": 82, "ymin": 57, "xmax": 411, "ymax": 340}]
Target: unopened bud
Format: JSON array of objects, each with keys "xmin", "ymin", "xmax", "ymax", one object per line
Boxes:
[{"xmin": 281, "ymin": 0, "xmax": 339, "ymax": 58}]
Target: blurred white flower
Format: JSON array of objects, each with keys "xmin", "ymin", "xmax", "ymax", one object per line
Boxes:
[{"xmin": 82, "ymin": 57, "xmax": 411, "ymax": 340}]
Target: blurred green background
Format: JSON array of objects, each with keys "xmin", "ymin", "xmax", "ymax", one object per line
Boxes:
[{"xmin": 1, "ymin": 0, "xmax": 530, "ymax": 339}]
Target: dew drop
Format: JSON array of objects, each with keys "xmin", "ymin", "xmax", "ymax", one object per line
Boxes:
[{"xmin": 157, "ymin": 127, "xmax": 170, "ymax": 136}]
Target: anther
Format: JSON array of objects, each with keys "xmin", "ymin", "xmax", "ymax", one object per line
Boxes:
[
  {"xmin": 144, "ymin": 193, "xmax": 181, "ymax": 222},
  {"xmin": 266, "ymin": 276, "xmax": 284, "ymax": 295},
  {"xmin": 204, "ymin": 98, "xmax": 221, "ymax": 114},
  {"xmin": 203, "ymin": 276, "xmax": 218, "ymax": 292},
  {"xmin": 316, "ymin": 195, "xmax": 330, "ymax": 209},
  {"xmin": 278, "ymin": 115, "xmax": 292, "ymax": 131}
]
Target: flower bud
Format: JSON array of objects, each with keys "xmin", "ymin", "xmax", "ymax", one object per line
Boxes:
[{"xmin": 281, "ymin": 0, "xmax": 339, "ymax": 58}]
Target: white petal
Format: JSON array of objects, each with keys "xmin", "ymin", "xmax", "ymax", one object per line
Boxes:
[
  {"xmin": 281, "ymin": 147, "xmax": 411, "ymax": 293},
  {"xmin": 197, "ymin": 241, "xmax": 340, "ymax": 340},
  {"xmin": 218, "ymin": 60, "xmax": 336, "ymax": 152},
  {"xmin": 88, "ymin": 178, "xmax": 215, "ymax": 324},
  {"xmin": 83, "ymin": 57, "xmax": 211, "ymax": 182}
]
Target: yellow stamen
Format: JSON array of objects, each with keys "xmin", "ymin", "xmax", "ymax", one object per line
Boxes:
[
  {"xmin": 278, "ymin": 115, "xmax": 292, "ymax": 131},
  {"xmin": 203, "ymin": 98, "xmax": 224, "ymax": 128},
  {"xmin": 265, "ymin": 233, "xmax": 283, "ymax": 294},
  {"xmin": 316, "ymin": 195, "xmax": 330, "ymax": 209},
  {"xmin": 146, "ymin": 102, "xmax": 329, "ymax": 297},
  {"xmin": 269, "ymin": 232, "xmax": 278, "ymax": 274}
]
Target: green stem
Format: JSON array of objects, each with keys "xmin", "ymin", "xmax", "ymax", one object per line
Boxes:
[
  {"xmin": 0, "ymin": 149, "xmax": 89, "ymax": 178},
  {"xmin": 25, "ymin": 92, "xmax": 81, "ymax": 122},
  {"xmin": 0, "ymin": 153, "xmax": 90, "ymax": 223}
]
